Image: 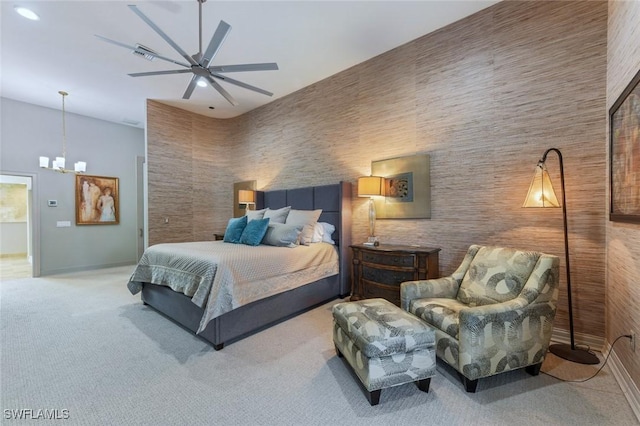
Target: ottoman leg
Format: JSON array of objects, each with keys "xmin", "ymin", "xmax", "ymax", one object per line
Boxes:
[
  {"xmin": 416, "ymin": 378, "xmax": 431, "ymax": 393},
  {"xmin": 367, "ymin": 389, "xmax": 381, "ymax": 406}
]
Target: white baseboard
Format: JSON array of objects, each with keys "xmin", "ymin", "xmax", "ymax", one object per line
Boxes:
[
  {"xmin": 551, "ymin": 327, "xmax": 604, "ymax": 352},
  {"xmin": 604, "ymin": 342, "xmax": 640, "ymax": 423}
]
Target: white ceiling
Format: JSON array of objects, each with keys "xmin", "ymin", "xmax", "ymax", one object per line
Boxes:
[{"xmin": 1, "ymin": 1, "xmax": 498, "ymax": 128}]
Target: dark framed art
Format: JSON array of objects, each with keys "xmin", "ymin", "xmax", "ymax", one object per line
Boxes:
[
  {"xmin": 610, "ymin": 67, "xmax": 640, "ymax": 223},
  {"xmin": 75, "ymin": 175, "xmax": 119, "ymax": 225}
]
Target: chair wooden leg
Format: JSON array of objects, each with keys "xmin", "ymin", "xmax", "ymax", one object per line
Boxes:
[
  {"xmin": 367, "ymin": 389, "xmax": 381, "ymax": 406},
  {"xmin": 525, "ymin": 362, "xmax": 543, "ymax": 376},
  {"xmin": 416, "ymin": 378, "xmax": 431, "ymax": 393}
]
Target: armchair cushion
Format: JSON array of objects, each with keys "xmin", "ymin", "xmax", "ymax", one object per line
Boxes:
[{"xmin": 457, "ymin": 246, "xmax": 540, "ymax": 307}]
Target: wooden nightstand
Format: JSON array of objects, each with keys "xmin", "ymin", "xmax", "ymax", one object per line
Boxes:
[{"xmin": 350, "ymin": 244, "xmax": 441, "ymax": 306}]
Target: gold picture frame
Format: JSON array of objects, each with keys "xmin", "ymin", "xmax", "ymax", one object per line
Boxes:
[
  {"xmin": 75, "ymin": 175, "xmax": 119, "ymax": 225},
  {"xmin": 371, "ymin": 154, "xmax": 431, "ymax": 219}
]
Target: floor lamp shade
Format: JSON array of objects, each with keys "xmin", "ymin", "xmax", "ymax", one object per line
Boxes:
[
  {"xmin": 523, "ymin": 148, "xmax": 599, "ymax": 365},
  {"xmin": 358, "ymin": 176, "xmax": 383, "ymax": 240}
]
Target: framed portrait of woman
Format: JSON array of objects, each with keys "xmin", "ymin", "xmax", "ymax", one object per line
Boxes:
[{"xmin": 75, "ymin": 175, "xmax": 119, "ymax": 225}]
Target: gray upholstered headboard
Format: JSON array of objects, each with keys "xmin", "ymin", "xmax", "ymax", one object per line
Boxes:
[{"xmin": 255, "ymin": 181, "xmax": 352, "ymax": 296}]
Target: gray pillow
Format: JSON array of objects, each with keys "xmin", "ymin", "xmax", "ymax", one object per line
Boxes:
[
  {"xmin": 263, "ymin": 206, "xmax": 291, "ymax": 224},
  {"xmin": 285, "ymin": 209, "xmax": 322, "ymax": 245},
  {"xmin": 262, "ymin": 223, "xmax": 302, "ymax": 247},
  {"xmin": 246, "ymin": 208, "xmax": 266, "ymax": 221}
]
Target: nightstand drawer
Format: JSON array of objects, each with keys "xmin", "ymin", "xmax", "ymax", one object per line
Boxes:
[
  {"xmin": 362, "ymin": 251, "xmax": 415, "ymax": 268},
  {"xmin": 362, "ymin": 266, "xmax": 414, "ymax": 286},
  {"xmin": 363, "ymin": 282, "xmax": 401, "ymax": 306},
  {"xmin": 351, "ymin": 244, "xmax": 440, "ymax": 306}
]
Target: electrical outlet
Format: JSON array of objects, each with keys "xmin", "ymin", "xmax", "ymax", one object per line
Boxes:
[{"xmin": 630, "ymin": 331, "xmax": 636, "ymax": 353}]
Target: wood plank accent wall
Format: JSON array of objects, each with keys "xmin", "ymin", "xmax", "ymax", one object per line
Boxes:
[
  {"xmin": 607, "ymin": 0, "xmax": 640, "ymax": 386},
  {"xmin": 146, "ymin": 101, "xmax": 234, "ymax": 244},
  {"xmin": 146, "ymin": 1, "xmax": 608, "ymax": 338}
]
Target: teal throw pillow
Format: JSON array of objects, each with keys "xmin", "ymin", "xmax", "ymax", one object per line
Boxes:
[
  {"xmin": 239, "ymin": 217, "xmax": 270, "ymax": 246},
  {"xmin": 223, "ymin": 216, "xmax": 248, "ymax": 243}
]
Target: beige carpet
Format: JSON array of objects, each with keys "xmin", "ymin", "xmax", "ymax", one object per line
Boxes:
[{"xmin": 1, "ymin": 266, "xmax": 637, "ymax": 425}]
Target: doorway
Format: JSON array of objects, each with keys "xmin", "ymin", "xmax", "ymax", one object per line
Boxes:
[{"xmin": 0, "ymin": 173, "xmax": 37, "ymax": 279}]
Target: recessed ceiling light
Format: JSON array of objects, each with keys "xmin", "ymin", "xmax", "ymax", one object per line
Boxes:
[
  {"xmin": 197, "ymin": 79, "xmax": 207, "ymax": 88},
  {"xmin": 15, "ymin": 6, "xmax": 40, "ymax": 21}
]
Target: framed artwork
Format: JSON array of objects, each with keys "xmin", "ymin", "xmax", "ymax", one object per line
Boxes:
[
  {"xmin": 610, "ymin": 67, "xmax": 640, "ymax": 223},
  {"xmin": 371, "ymin": 153, "xmax": 431, "ymax": 219},
  {"xmin": 75, "ymin": 175, "xmax": 119, "ymax": 225}
]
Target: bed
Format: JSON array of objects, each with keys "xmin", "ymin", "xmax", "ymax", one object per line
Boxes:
[{"xmin": 128, "ymin": 181, "xmax": 352, "ymax": 350}]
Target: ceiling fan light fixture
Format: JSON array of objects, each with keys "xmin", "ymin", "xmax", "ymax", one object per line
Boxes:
[
  {"xmin": 15, "ymin": 6, "xmax": 40, "ymax": 21},
  {"xmin": 197, "ymin": 79, "xmax": 207, "ymax": 88}
]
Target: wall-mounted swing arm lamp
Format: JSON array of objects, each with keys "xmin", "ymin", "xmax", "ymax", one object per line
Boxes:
[
  {"xmin": 523, "ymin": 147, "xmax": 599, "ymax": 365},
  {"xmin": 358, "ymin": 175, "xmax": 384, "ymax": 245},
  {"xmin": 238, "ymin": 189, "xmax": 256, "ymax": 212}
]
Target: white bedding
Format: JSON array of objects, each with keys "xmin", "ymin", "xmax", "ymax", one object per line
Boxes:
[{"xmin": 127, "ymin": 241, "xmax": 339, "ymax": 333}]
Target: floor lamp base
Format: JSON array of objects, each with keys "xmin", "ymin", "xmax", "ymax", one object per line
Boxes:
[{"xmin": 549, "ymin": 343, "xmax": 600, "ymax": 365}]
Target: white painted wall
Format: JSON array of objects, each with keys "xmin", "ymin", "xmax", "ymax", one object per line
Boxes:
[{"xmin": 0, "ymin": 97, "xmax": 145, "ymax": 275}]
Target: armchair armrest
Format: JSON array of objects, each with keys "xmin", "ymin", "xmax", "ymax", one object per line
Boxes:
[
  {"xmin": 458, "ymin": 297, "xmax": 557, "ymax": 360},
  {"xmin": 400, "ymin": 276, "xmax": 460, "ymax": 310}
]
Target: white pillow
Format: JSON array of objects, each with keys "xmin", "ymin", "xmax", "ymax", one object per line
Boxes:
[
  {"xmin": 245, "ymin": 208, "xmax": 266, "ymax": 221},
  {"xmin": 285, "ymin": 209, "xmax": 322, "ymax": 245},
  {"xmin": 321, "ymin": 222, "xmax": 336, "ymax": 244},
  {"xmin": 311, "ymin": 222, "xmax": 325, "ymax": 243},
  {"xmin": 263, "ymin": 206, "xmax": 291, "ymax": 224}
]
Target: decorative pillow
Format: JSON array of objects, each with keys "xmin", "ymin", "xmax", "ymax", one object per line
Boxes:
[
  {"xmin": 223, "ymin": 216, "xmax": 248, "ymax": 243},
  {"xmin": 262, "ymin": 223, "xmax": 302, "ymax": 247},
  {"xmin": 239, "ymin": 218, "xmax": 270, "ymax": 246},
  {"xmin": 263, "ymin": 206, "xmax": 291, "ymax": 224},
  {"xmin": 246, "ymin": 208, "xmax": 266, "ymax": 221},
  {"xmin": 285, "ymin": 209, "xmax": 322, "ymax": 245}
]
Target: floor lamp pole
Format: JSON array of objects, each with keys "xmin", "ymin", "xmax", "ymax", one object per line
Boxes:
[{"xmin": 544, "ymin": 148, "xmax": 599, "ymax": 365}]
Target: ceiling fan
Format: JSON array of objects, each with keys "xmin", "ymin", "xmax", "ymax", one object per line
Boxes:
[{"xmin": 95, "ymin": 0, "xmax": 278, "ymax": 106}]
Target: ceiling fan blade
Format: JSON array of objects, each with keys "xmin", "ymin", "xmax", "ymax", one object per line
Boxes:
[
  {"xmin": 208, "ymin": 63, "xmax": 279, "ymax": 73},
  {"xmin": 128, "ymin": 5, "xmax": 199, "ymax": 67},
  {"xmin": 211, "ymin": 73, "xmax": 274, "ymax": 97},
  {"xmin": 204, "ymin": 76, "xmax": 239, "ymax": 106},
  {"xmin": 201, "ymin": 20, "xmax": 232, "ymax": 67},
  {"xmin": 129, "ymin": 69, "xmax": 193, "ymax": 77},
  {"xmin": 95, "ymin": 35, "xmax": 191, "ymax": 68},
  {"xmin": 182, "ymin": 75, "xmax": 199, "ymax": 100}
]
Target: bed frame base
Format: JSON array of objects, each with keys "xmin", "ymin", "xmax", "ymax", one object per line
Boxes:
[{"xmin": 142, "ymin": 275, "xmax": 342, "ymax": 350}]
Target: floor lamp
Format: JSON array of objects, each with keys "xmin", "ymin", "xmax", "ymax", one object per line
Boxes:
[{"xmin": 523, "ymin": 147, "xmax": 599, "ymax": 365}]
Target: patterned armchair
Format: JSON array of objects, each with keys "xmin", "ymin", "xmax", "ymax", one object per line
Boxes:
[{"xmin": 400, "ymin": 245, "xmax": 559, "ymax": 392}]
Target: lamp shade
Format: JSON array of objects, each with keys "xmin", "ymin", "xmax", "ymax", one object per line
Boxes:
[
  {"xmin": 358, "ymin": 176, "xmax": 384, "ymax": 197},
  {"xmin": 238, "ymin": 189, "xmax": 255, "ymax": 204},
  {"xmin": 522, "ymin": 164, "xmax": 560, "ymax": 208}
]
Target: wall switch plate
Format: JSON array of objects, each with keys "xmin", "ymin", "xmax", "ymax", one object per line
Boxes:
[
  {"xmin": 48, "ymin": 200, "xmax": 58, "ymax": 207},
  {"xmin": 56, "ymin": 221, "xmax": 71, "ymax": 227}
]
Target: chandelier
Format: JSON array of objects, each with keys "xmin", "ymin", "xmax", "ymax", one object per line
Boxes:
[{"xmin": 39, "ymin": 91, "xmax": 87, "ymax": 174}]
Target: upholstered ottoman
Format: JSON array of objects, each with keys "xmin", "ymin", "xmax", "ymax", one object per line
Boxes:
[{"xmin": 332, "ymin": 298, "xmax": 436, "ymax": 406}]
